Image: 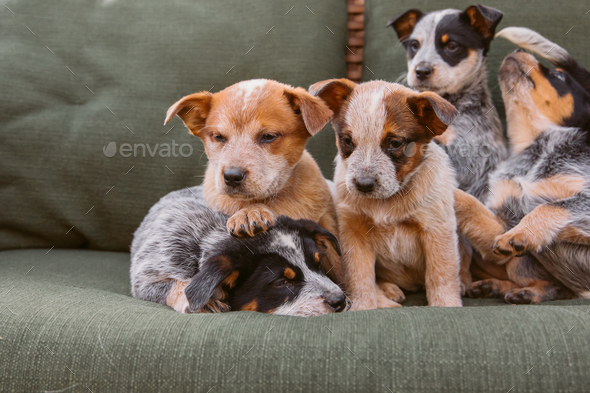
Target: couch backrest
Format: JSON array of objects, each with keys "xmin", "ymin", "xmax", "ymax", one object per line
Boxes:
[{"xmin": 0, "ymin": 0, "xmax": 346, "ymax": 252}]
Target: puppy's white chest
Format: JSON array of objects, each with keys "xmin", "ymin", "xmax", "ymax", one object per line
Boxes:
[{"xmin": 374, "ymin": 223, "xmax": 423, "ymax": 266}]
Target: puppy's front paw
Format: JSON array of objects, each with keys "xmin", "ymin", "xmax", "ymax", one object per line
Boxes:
[
  {"xmin": 378, "ymin": 282, "xmax": 406, "ymax": 304},
  {"xmin": 505, "ymin": 287, "xmax": 543, "ymax": 304},
  {"xmin": 227, "ymin": 205, "xmax": 275, "ymax": 237},
  {"xmin": 492, "ymin": 229, "xmax": 536, "ymax": 257},
  {"xmin": 466, "ymin": 279, "xmax": 506, "ymax": 299},
  {"xmin": 190, "ymin": 299, "xmax": 231, "ymax": 313},
  {"xmin": 376, "ymin": 292, "xmax": 402, "ymax": 309},
  {"xmin": 349, "ymin": 296, "xmax": 377, "ymax": 312}
]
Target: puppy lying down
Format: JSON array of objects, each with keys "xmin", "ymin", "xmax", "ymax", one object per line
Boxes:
[{"xmin": 130, "ymin": 186, "xmax": 349, "ymax": 316}]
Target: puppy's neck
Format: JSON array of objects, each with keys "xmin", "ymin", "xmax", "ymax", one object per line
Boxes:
[{"xmin": 441, "ymin": 63, "xmax": 494, "ymax": 113}]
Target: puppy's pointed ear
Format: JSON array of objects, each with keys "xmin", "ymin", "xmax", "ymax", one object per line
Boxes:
[
  {"xmin": 407, "ymin": 92, "xmax": 458, "ymax": 137},
  {"xmin": 461, "ymin": 5, "xmax": 503, "ymax": 42},
  {"xmin": 296, "ymin": 219, "xmax": 341, "ymax": 256},
  {"xmin": 284, "ymin": 87, "xmax": 333, "ymax": 136},
  {"xmin": 164, "ymin": 92, "xmax": 213, "ymax": 136},
  {"xmin": 309, "ymin": 79, "xmax": 356, "ymax": 119},
  {"xmin": 184, "ymin": 254, "xmax": 236, "ymax": 312},
  {"xmin": 386, "ymin": 9, "xmax": 423, "ymax": 42}
]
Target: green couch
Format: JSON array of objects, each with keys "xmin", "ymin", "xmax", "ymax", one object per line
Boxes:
[{"xmin": 1, "ymin": 1, "xmax": 589, "ymax": 391}]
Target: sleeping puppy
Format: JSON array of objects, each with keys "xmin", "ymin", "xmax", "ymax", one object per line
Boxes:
[
  {"xmin": 164, "ymin": 79, "xmax": 342, "ymax": 281},
  {"xmin": 130, "ymin": 187, "xmax": 349, "ymax": 316},
  {"xmin": 311, "ymin": 79, "xmax": 462, "ymax": 310},
  {"xmin": 455, "ymin": 27, "xmax": 590, "ymax": 303},
  {"xmin": 387, "ymin": 4, "xmax": 507, "ymax": 202}
]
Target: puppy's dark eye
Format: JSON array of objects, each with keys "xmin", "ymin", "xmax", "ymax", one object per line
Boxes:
[
  {"xmin": 213, "ymin": 134, "xmax": 226, "ymax": 143},
  {"xmin": 272, "ymin": 279, "xmax": 288, "ymax": 288},
  {"xmin": 446, "ymin": 41, "xmax": 459, "ymax": 52},
  {"xmin": 389, "ymin": 139, "xmax": 404, "ymax": 150},
  {"xmin": 552, "ymin": 70, "xmax": 566, "ymax": 82},
  {"xmin": 342, "ymin": 136, "xmax": 353, "ymax": 148},
  {"xmin": 409, "ymin": 40, "xmax": 420, "ymax": 52},
  {"xmin": 260, "ymin": 133, "xmax": 278, "ymax": 143}
]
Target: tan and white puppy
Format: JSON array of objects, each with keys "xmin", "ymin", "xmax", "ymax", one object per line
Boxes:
[
  {"xmin": 165, "ymin": 79, "xmax": 342, "ymax": 281},
  {"xmin": 311, "ymin": 79, "xmax": 462, "ymax": 309}
]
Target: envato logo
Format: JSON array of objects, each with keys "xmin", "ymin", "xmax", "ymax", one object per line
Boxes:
[
  {"xmin": 403, "ymin": 142, "xmax": 495, "ymax": 158},
  {"xmin": 103, "ymin": 141, "xmax": 193, "ymax": 158}
]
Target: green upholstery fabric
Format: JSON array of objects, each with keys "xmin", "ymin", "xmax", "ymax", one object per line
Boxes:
[
  {"xmin": 363, "ymin": 0, "xmax": 590, "ymax": 122},
  {"xmin": 0, "ymin": 0, "xmax": 345, "ymax": 252},
  {"xmin": 1, "ymin": 249, "xmax": 590, "ymax": 392}
]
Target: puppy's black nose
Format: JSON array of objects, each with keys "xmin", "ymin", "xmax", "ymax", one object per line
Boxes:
[
  {"xmin": 223, "ymin": 167, "xmax": 246, "ymax": 187},
  {"xmin": 355, "ymin": 177, "xmax": 375, "ymax": 193},
  {"xmin": 326, "ymin": 293, "xmax": 347, "ymax": 313},
  {"xmin": 415, "ymin": 66, "xmax": 432, "ymax": 81}
]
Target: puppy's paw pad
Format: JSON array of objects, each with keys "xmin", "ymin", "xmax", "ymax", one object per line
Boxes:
[
  {"xmin": 505, "ymin": 288, "xmax": 541, "ymax": 304},
  {"xmin": 492, "ymin": 231, "xmax": 532, "ymax": 257},
  {"xmin": 466, "ymin": 280, "xmax": 503, "ymax": 299}
]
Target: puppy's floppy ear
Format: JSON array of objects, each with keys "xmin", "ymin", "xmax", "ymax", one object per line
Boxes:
[
  {"xmin": 461, "ymin": 5, "xmax": 503, "ymax": 42},
  {"xmin": 284, "ymin": 87, "xmax": 333, "ymax": 136},
  {"xmin": 309, "ymin": 79, "xmax": 356, "ymax": 119},
  {"xmin": 296, "ymin": 219, "xmax": 341, "ymax": 256},
  {"xmin": 386, "ymin": 9, "xmax": 423, "ymax": 42},
  {"xmin": 184, "ymin": 254, "xmax": 236, "ymax": 312},
  {"xmin": 164, "ymin": 92, "xmax": 213, "ymax": 136},
  {"xmin": 407, "ymin": 92, "xmax": 458, "ymax": 137}
]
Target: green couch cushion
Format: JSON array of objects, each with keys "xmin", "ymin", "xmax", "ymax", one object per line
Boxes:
[
  {"xmin": 0, "ymin": 0, "xmax": 345, "ymax": 252},
  {"xmin": 363, "ymin": 0, "xmax": 590, "ymax": 122},
  {"xmin": 1, "ymin": 249, "xmax": 590, "ymax": 392}
]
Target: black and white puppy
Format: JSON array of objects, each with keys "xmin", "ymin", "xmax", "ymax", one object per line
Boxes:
[
  {"xmin": 387, "ymin": 4, "xmax": 507, "ymax": 201},
  {"xmin": 130, "ymin": 186, "xmax": 349, "ymax": 316}
]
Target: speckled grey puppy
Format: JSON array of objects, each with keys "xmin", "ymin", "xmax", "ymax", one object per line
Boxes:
[{"xmin": 388, "ymin": 5, "xmax": 508, "ymax": 201}]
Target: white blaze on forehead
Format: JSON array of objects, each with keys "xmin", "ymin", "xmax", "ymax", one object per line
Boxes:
[
  {"xmin": 237, "ymin": 79, "xmax": 268, "ymax": 108},
  {"xmin": 274, "ymin": 232, "xmax": 298, "ymax": 250},
  {"xmin": 345, "ymin": 82, "xmax": 389, "ymax": 138}
]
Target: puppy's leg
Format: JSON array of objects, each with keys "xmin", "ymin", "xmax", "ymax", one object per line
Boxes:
[
  {"xmin": 422, "ymin": 228, "xmax": 462, "ymax": 307},
  {"xmin": 492, "ymin": 204, "xmax": 570, "ymax": 257},
  {"xmin": 340, "ymin": 216, "xmax": 379, "ymax": 311},
  {"xmin": 454, "ymin": 189, "xmax": 506, "ymax": 260},
  {"xmin": 227, "ymin": 204, "xmax": 275, "ymax": 237},
  {"xmin": 165, "ymin": 280, "xmax": 191, "ymax": 313},
  {"xmin": 377, "ymin": 280, "xmax": 405, "ymax": 304},
  {"xmin": 458, "ymin": 235, "xmax": 473, "ymax": 295}
]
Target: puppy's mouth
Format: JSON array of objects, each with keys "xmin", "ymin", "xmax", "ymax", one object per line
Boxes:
[{"xmin": 500, "ymin": 53, "xmax": 537, "ymax": 91}]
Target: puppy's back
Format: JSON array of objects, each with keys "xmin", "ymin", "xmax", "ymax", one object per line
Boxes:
[{"xmin": 130, "ymin": 186, "xmax": 228, "ymax": 301}]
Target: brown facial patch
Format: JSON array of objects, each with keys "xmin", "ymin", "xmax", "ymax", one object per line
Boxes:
[
  {"xmin": 241, "ymin": 299, "xmax": 258, "ymax": 312},
  {"xmin": 380, "ymin": 90, "xmax": 456, "ymax": 183},
  {"xmin": 441, "ymin": 34, "xmax": 449, "ymax": 44},
  {"xmin": 284, "ymin": 268, "xmax": 296, "ymax": 280},
  {"xmin": 314, "ymin": 252, "xmax": 320, "ymax": 263},
  {"xmin": 529, "ymin": 68, "xmax": 575, "ymax": 124}
]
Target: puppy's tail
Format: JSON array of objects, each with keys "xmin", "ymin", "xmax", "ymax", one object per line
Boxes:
[{"xmin": 496, "ymin": 27, "xmax": 590, "ymax": 92}]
